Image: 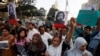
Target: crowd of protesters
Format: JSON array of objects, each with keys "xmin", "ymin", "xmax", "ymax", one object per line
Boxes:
[{"xmin": 0, "ymin": 17, "xmax": 100, "ymax": 56}]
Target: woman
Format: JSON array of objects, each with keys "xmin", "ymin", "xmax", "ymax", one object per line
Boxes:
[
  {"xmin": 28, "ymin": 33, "xmax": 46, "ymax": 56},
  {"xmin": 0, "ymin": 27, "xmax": 15, "ymax": 56},
  {"xmin": 64, "ymin": 37, "xmax": 93, "ymax": 56},
  {"xmin": 45, "ymin": 18, "xmax": 76, "ymax": 56},
  {"xmin": 45, "ymin": 36, "xmax": 70, "ymax": 56},
  {"xmin": 14, "ymin": 28, "xmax": 30, "ymax": 56}
]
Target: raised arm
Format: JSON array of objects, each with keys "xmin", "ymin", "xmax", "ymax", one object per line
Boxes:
[{"xmin": 66, "ymin": 17, "xmax": 76, "ymax": 42}]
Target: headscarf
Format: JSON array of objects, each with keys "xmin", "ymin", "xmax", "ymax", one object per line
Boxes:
[
  {"xmin": 67, "ymin": 37, "xmax": 93, "ymax": 56},
  {"xmin": 47, "ymin": 44, "xmax": 62, "ymax": 56}
]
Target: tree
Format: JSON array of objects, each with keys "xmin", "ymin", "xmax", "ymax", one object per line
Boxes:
[
  {"xmin": 47, "ymin": 7, "xmax": 58, "ymax": 21},
  {"xmin": 45, "ymin": 7, "xmax": 58, "ymax": 28},
  {"xmin": 17, "ymin": 0, "xmax": 37, "ymax": 17},
  {"xmin": 39, "ymin": 7, "xmax": 46, "ymax": 16},
  {"xmin": 18, "ymin": 0, "xmax": 36, "ymax": 5}
]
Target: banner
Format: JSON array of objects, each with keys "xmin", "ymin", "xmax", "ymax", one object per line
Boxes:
[{"xmin": 77, "ymin": 10, "xmax": 100, "ymax": 26}]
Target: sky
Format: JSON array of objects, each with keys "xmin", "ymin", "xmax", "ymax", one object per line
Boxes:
[{"xmin": 35, "ymin": 0, "xmax": 88, "ymax": 18}]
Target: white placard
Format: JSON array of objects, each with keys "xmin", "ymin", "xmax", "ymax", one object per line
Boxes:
[
  {"xmin": 8, "ymin": 2, "xmax": 17, "ymax": 19},
  {"xmin": 55, "ymin": 11, "xmax": 68, "ymax": 25},
  {"xmin": 0, "ymin": 40, "xmax": 9, "ymax": 49}
]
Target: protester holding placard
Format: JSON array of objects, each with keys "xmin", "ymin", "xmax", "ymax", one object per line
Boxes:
[
  {"xmin": 0, "ymin": 27, "xmax": 16, "ymax": 56},
  {"xmin": 75, "ymin": 26, "xmax": 91, "ymax": 47},
  {"xmin": 88, "ymin": 18, "xmax": 100, "ymax": 56}
]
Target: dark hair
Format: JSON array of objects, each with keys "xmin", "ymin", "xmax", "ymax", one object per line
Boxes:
[
  {"xmin": 5, "ymin": 21, "xmax": 9, "ymax": 23},
  {"xmin": 17, "ymin": 21, "xmax": 22, "ymax": 25},
  {"xmin": 2, "ymin": 27, "xmax": 10, "ymax": 33},
  {"xmin": 62, "ymin": 27, "xmax": 69, "ymax": 31},
  {"xmin": 52, "ymin": 35, "xmax": 62, "ymax": 45},
  {"xmin": 32, "ymin": 33, "xmax": 45, "ymax": 49},
  {"xmin": 0, "ymin": 23, "xmax": 5, "ymax": 27},
  {"xmin": 28, "ymin": 22, "xmax": 37, "ymax": 28},
  {"xmin": 17, "ymin": 28, "xmax": 27, "ymax": 42},
  {"xmin": 38, "ymin": 26, "xmax": 46, "ymax": 31},
  {"xmin": 56, "ymin": 11, "xmax": 65, "ymax": 20},
  {"xmin": 28, "ymin": 22, "xmax": 35, "ymax": 26},
  {"xmin": 96, "ymin": 18, "xmax": 100, "ymax": 25},
  {"xmin": 84, "ymin": 26, "xmax": 91, "ymax": 30}
]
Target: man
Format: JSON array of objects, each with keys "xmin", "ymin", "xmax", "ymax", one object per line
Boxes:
[
  {"xmin": 60, "ymin": 27, "xmax": 73, "ymax": 48},
  {"xmin": 38, "ymin": 26, "xmax": 53, "ymax": 49},
  {"xmin": 88, "ymin": 18, "xmax": 100, "ymax": 56},
  {"xmin": 75, "ymin": 26, "xmax": 91, "ymax": 44},
  {"xmin": 27, "ymin": 23, "xmax": 39, "ymax": 40},
  {"xmin": 10, "ymin": 21, "xmax": 24, "ymax": 35}
]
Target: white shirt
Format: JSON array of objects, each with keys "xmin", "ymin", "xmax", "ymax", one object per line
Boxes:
[
  {"xmin": 27, "ymin": 28, "xmax": 39, "ymax": 40},
  {"xmin": 62, "ymin": 35, "xmax": 66, "ymax": 40},
  {"xmin": 94, "ymin": 32, "xmax": 100, "ymax": 39},
  {"xmin": 47, "ymin": 41, "xmax": 63, "ymax": 56},
  {"xmin": 41, "ymin": 32, "xmax": 53, "ymax": 48},
  {"xmin": 47, "ymin": 45, "xmax": 59, "ymax": 56}
]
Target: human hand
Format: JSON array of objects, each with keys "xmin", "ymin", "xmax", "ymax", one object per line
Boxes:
[{"xmin": 70, "ymin": 17, "xmax": 77, "ymax": 28}]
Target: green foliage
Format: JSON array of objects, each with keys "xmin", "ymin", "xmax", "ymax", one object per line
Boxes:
[{"xmin": 47, "ymin": 8, "xmax": 58, "ymax": 21}]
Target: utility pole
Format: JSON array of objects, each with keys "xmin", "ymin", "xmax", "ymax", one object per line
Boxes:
[
  {"xmin": 64, "ymin": 0, "xmax": 69, "ymax": 25},
  {"xmin": 65, "ymin": 0, "xmax": 68, "ymax": 11}
]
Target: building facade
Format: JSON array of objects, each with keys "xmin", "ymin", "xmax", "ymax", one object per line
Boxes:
[{"xmin": 89, "ymin": 0, "xmax": 100, "ymax": 10}]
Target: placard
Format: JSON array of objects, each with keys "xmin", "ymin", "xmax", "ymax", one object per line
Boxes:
[
  {"xmin": 77, "ymin": 10, "xmax": 100, "ymax": 26},
  {"xmin": 55, "ymin": 11, "xmax": 68, "ymax": 24},
  {"xmin": 0, "ymin": 40, "xmax": 9, "ymax": 49}
]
